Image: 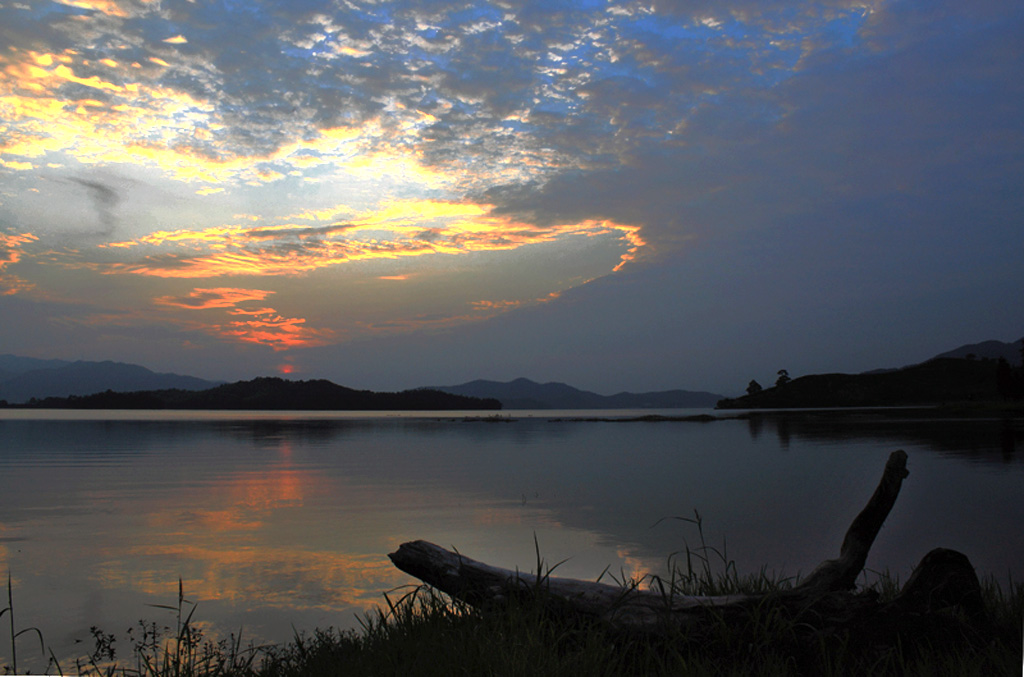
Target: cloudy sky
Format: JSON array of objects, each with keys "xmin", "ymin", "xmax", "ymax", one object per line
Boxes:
[{"xmin": 0, "ymin": 0, "xmax": 1021, "ymax": 396}]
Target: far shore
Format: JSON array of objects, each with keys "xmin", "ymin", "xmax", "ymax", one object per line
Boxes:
[{"xmin": 486, "ymin": 402, "xmax": 1024, "ymax": 422}]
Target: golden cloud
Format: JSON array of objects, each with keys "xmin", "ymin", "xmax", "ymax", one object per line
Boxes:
[
  {"xmin": 54, "ymin": 0, "xmax": 132, "ymax": 18},
  {"xmin": 96, "ymin": 199, "xmax": 645, "ymax": 280},
  {"xmin": 0, "ymin": 42, "xmax": 538, "ymax": 193}
]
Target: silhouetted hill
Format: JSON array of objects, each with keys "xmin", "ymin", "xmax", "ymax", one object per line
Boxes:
[
  {"xmin": 717, "ymin": 358, "xmax": 1005, "ymax": 409},
  {"xmin": 0, "ymin": 357, "xmax": 219, "ymax": 404},
  {"xmin": 11, "ymin": 377, "xmax": 501, "ymax": 411},
  {"xmin": 430, "ymin": 377, "xmax": 723, "ymax": 409},
  {"xmin": 932, "ymin": 337, "xmax": 1023, "ymax": 363}
]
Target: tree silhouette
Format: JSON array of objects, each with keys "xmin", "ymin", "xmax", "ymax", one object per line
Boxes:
[
  {"xmin": 746, "ymin": 380, "xmax": 763, "ymax": 396},
  {"xmin": 775, "ymin": 369, "xmax": 791, "ymax": 387}
]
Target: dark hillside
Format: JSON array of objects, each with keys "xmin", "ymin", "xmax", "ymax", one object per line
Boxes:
[
  {"xmin": 717, "ymin": 358, "xmax": 1003, "ymax": 409},
  {"xmin": 13, "ymin": 377, "xmax": 501, "ymax": 411}
]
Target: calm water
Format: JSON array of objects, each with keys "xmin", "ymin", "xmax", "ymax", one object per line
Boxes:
[{"xmin": 0, "ymin": 409, "xmax": 1021, "ymax": 670}]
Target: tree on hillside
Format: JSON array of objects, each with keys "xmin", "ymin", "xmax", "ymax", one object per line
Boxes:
[
  {"xmin": 776, "ymin": 369, "xmax": 791, "ymax": 387},
  {"xmin": 746, "ymin": 380, "xmax": 763, "ymax": 396}
]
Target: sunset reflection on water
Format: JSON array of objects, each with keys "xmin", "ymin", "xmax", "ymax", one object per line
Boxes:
[
  {"xmin": 0, "ymin": 411, "xmax": 1020, "ymax": 672},
  {"xmin": 90, "ymin": 443, "xmax": 405, "ymax": 614}
]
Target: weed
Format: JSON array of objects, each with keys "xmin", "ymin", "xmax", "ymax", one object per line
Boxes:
[{"xmin": 2, "ymin": 572, "xmax": 58, "ymax": 675}]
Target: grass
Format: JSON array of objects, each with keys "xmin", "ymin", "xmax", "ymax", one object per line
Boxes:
[
  {"xmin": 80, "ymin": 572, "xmax": 1015, "ymax": 677},
  {"xmin": 5, "ymin": 523, "xmax": 1022, "ymax": 676}
]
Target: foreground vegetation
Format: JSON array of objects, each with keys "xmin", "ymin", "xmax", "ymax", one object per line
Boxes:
[{"xmin": 6, "ymin": 556, "xmax": 1022, "ymax": 676}]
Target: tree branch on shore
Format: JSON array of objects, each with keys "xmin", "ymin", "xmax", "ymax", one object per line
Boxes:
[{"xmin": 389, "ymin": 450, "xmax": 986, "ymax": 640}]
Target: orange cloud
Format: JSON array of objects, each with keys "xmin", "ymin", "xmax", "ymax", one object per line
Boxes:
[
  {"xmin": 153, "ymin": 287, "xmax": 275, "ymax": 309},
  {"xmin": 219, "ymin": 312, "xmax": 335, "ymax": 351},
  {"xmin": 612, "ymin": 224, "xmax": 647, "ymax": 271},
  {"xmin": 153, "ymin": 287, "xmax": 334, "ymax": 350},
  {"xmin": 470, "ymin": 299, "xmax": 526, "ymax": 312},
  {"xmin": 0, "ymin": 232, "xmax": 37, "ymax": 266},
  {"xmin": 0, "ymin": 232, "xmax": 38, "ymax": 295}
]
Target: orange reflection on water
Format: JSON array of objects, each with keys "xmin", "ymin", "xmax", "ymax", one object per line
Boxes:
[
  {"xmin": 613, "ymin": 547, "xmax": 660, "ymax": 587},
  {"xmin": 85, "ymin": 445, "xmax": 412, "ymax": 614},
  {"xmin": 96, "ymin": 543, "xmax": 402, "ymax": 612},
  {"xmin": 146, "ymin": 454, "xmax": 311, "ymax": 536}
]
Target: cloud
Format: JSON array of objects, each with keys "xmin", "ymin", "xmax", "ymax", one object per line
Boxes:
[
  {"xmin": 153, "ymin": 287, "xmax": 275, "ymax": 310},
  {"xmin": 219, "ymin": 312, "xmax": 335, "ymax": 351},
  {"xmin": 0, "ymin": 0, "xmax": 1021, "ymax": 391},
  {"xmin": 84, "ymin": 199, "xmax": 644, "ymax": 279},
  {"xmin": 153, "ymin": 287, "xmax": 334, "ymax": 350},
  {"xmin": 0, "ymin": 0, "xmax": 878, "ymax": 196},
  {"xmin": 67, "ymin": 177, "xmax": 123, "ymax": 236},
  {"xmin": 0, "ymin": 231, "xmax": 38, "ymax": 295}
]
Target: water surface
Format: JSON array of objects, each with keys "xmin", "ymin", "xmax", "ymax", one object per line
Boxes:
[{"xmin": 0, "ymin": 409, "xmax": 1020, "ymax": 671}]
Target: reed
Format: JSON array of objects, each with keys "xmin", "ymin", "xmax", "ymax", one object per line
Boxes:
[{"xmin": 2, "ymin": 572, "xmax": 57, "ymax": 675}]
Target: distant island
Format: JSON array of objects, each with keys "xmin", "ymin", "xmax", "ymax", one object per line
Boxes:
[
  {"xmin": 1, "ymin": 377, "xmax": 501, "ymax": 411},
  {"xmin": 717, "ymin": 355, "xmax": 1024, "ymax": 409},
  {"xmin": 430, "ymin": 377, "xmax": 724, "ymax": 409}
]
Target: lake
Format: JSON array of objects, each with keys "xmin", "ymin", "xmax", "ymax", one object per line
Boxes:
[{"xmin": 0, "ymin": 408, "xmax": 1021, "ymax": 671}]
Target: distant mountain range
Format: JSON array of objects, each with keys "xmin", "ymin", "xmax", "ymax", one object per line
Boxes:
[
  {"xmin": 0, "ymin": 355, "xmax": 220, "ymax": 404},
  {"xmin": 428, "ymin": 377, "xmax": 724, "ymax": 409},
  {"xmin": 2, "ymin": 335, "xmax": 1020, "ymax": 409},
  {"xmin": 0, "ymin": 355, "xmax": 724, "ymax": 409}
]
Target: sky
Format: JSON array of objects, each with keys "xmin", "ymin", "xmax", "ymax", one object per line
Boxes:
[{"xmin": 0, "ymin": 0, "xmax": 1021, "ymax": 397}]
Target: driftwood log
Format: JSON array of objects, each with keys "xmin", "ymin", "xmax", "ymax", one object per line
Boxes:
[{"xmin": 389, "ymin": 450, "xmax": 985, "ymax": 635}]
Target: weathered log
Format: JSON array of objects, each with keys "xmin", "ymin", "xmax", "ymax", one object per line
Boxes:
[
  {"xmin": 389, "ymin": 539, "xmax": 754, "ymax": 630},
  {"xmin": 792, "ymin": 448, "xmax": 908, "ymax": 595},
  {"xmin": 388, "ymin": 449, "xmax": 983, "ymax": 633}
]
